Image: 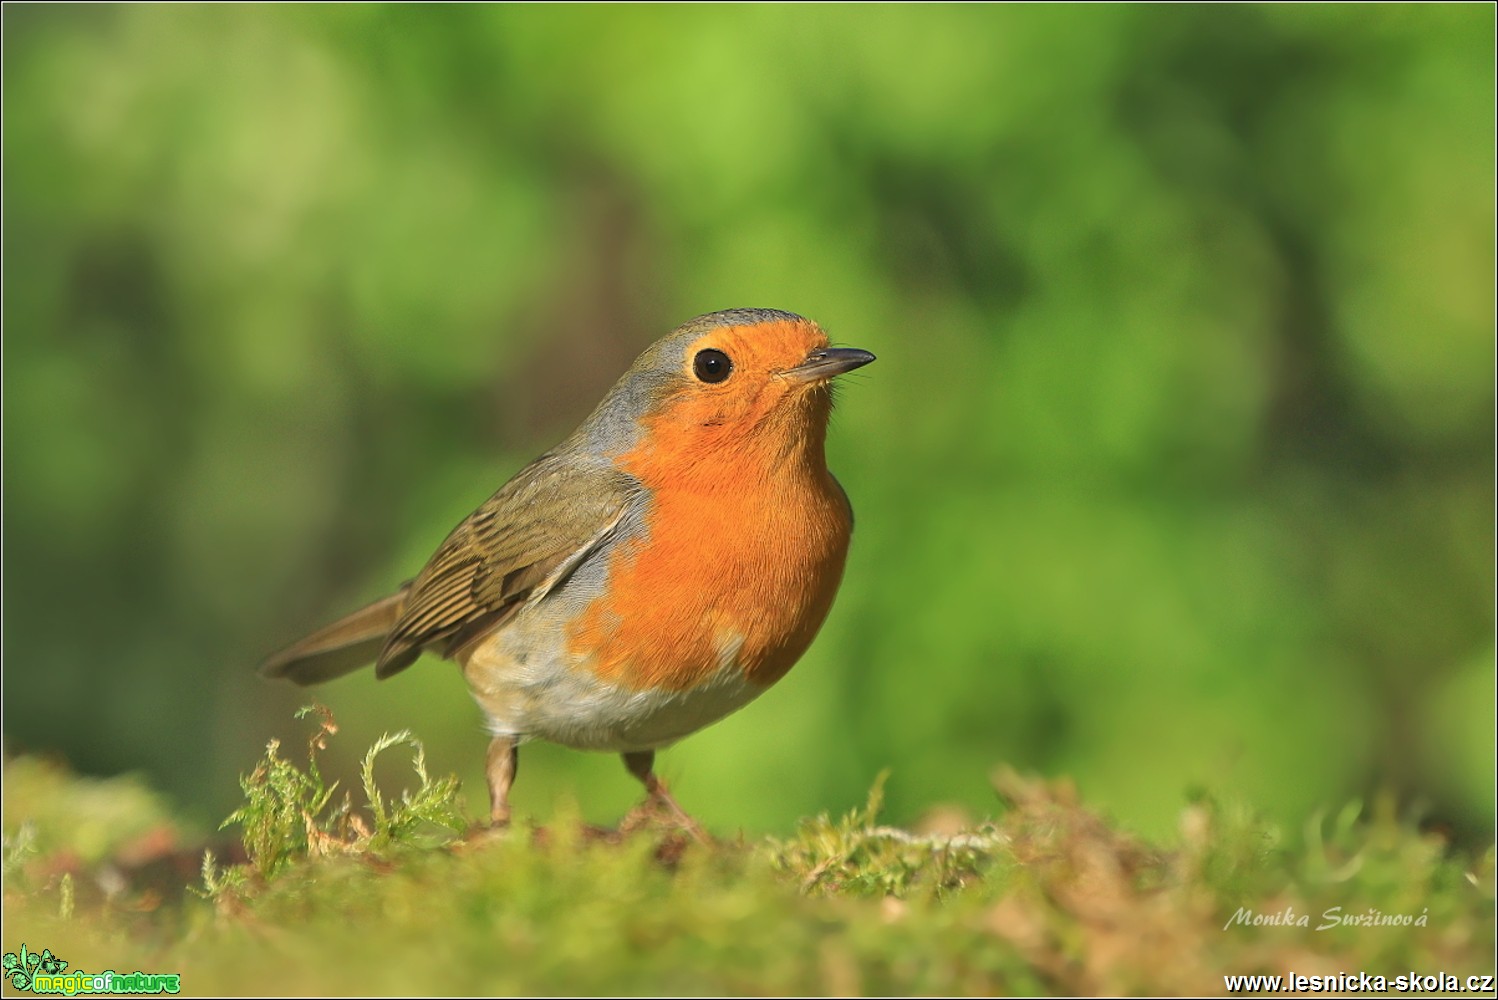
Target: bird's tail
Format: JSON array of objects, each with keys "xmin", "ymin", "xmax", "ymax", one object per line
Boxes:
[{"xmin": 260, "ymin": 591, "xmax": 406, "ymax": 686}]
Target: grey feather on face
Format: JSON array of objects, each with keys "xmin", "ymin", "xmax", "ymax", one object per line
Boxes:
[{"xmin": 570, "ymin": 308, "xmax": 811, "ymax": 459}]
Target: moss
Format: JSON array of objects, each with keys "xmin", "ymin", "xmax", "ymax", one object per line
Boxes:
[{"xmin": 3, "ymin": 711, "xmax": 1492, "ymax": 995}]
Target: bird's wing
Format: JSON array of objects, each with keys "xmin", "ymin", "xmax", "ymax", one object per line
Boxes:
[{"xmin": 374, "ymin": 453, "xmax": 639, "ymax": 678}]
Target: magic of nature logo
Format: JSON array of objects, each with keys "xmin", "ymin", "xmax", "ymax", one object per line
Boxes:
[{"xmin": 2, "ymin": 944, "xmax": 180, "ymax": 995}]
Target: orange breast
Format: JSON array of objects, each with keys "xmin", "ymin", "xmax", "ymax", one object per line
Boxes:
[{"xmin": 566, "ymin": 399, "xmax": 853, "ymax": 693}]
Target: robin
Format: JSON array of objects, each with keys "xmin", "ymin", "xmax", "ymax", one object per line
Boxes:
[{"xmin": 261, "ymin": 308, "xmax": 874, "ymax": 829}]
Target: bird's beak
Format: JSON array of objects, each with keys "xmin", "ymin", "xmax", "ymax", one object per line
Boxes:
[{"xmin": 782, "ymin": 347, "xmax": 877, "ymax": 384}]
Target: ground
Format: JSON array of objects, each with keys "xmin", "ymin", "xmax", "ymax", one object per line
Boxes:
[{"xmin": 3, "ymin": 709, "xmax": 1493, "ymax": 996}]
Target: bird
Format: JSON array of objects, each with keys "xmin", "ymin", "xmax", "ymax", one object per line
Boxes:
[{"xmin": 261, "ymin": 308, "xmax": 874, "ymax": 830}]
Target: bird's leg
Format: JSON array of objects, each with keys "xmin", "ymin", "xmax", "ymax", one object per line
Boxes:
[
  {"xmin": 621, "ymin": 750, "xmax": 708, "ymax": 842},
  {"xmin": 486, "ymin": 735, "xmax": 519, "ymax": 827}
]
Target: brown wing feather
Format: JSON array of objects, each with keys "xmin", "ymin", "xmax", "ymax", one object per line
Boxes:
[{"xmin": 373, "ymin": 453, "xmax": 637, "ymax": 678}]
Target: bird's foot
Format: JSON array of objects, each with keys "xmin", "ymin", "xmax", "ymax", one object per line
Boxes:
[{"xmin": 619, "ymin": 786, "xmax": 711, "ymax": 845}]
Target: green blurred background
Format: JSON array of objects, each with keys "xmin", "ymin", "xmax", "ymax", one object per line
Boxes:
[{"xmin": 4, "ymin": 5, "xmax": 1493, "ymax": 843}]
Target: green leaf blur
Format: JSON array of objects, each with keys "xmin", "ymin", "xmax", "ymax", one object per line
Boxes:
[{"xmin": 3, "ymin": 5, "xmax": 1492, "ymax": 841}]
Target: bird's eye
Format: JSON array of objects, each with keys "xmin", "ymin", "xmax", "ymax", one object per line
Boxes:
[{"xmin": 693, "ymin": 348, "xmax": 732, "ymax": 384}]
